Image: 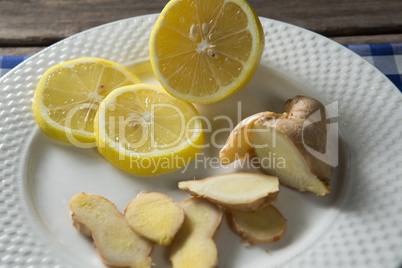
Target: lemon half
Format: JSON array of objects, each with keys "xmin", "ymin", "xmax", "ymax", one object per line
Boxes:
[{"xmin": 150, "ymin": 0, "xmax": 265, "ymax": 104}]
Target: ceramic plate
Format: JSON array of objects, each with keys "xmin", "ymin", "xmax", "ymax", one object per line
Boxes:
[{"xmin": 0, "ymin": 14, "xmax": 401, "ymax": 268}]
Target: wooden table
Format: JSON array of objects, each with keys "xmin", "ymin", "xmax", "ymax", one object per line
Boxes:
[{"xmin": 1, "ymin": 0, "xmax": 402, "ymax": 55}]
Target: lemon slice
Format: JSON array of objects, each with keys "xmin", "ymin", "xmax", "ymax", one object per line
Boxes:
[
  {"xmin": 32, "ymin": 57, "xmax": 141, "ymax": 147},
  {"xmin": 94, "ymin": 84, "xmax": 204, "ymax": 175},
  {"xmin": 149, "ymin": 0, "xmax": 264, "ymax": 104}
]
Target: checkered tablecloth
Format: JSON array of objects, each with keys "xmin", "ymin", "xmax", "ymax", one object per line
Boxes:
[
  {"xmin": 0, "ymin": 55, "xmax": 30, "ymax": 78},
  {"xmin": 1, "ymin": 43, "xmax": 402, "ymax": 92},
  {"xmin": 345, "ymin": 43, "xmax": 402, "ymax": 92}
]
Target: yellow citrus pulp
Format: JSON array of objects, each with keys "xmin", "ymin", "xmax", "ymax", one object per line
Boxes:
[
  {"xmin": 94, "ymin": 84, "xmax": 204, "ymax": 175},
  {"xmin": 149, "ymin": 0, "xmax": 265, "ymax": 104},
  {"xmin": 32, "ymin": 57, "xmax": 141, "ymax": 147}
]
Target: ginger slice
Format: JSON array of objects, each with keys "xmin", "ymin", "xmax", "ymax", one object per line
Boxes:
[
  {"xmin": 125, "ymin": 191, "xmax": 185, "ymax": 245},
  {"xmin": 170, "ymin": 198, "xmax": 222, "ymax": 268},
  {"xmin": 227, "ymin": 205, "xmax": 287, "ymax": 244},
  {"xmin": 219, "ymin": 111, "xmax": 286, "ymax": 164},
  {"xmin": 178, "ymin": 172, "xmax": 279, "ymax": 212},
  {"xmin": 69, "ymin": 193, "xmax": 153, "ymax": 268}
]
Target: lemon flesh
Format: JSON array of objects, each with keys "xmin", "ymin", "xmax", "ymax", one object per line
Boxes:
[
  {"xmin": 94, "ymin": 84, "xmax": 204, "ymax": 175},
  {"xmin": 32, "ymin": 58, "xmax": 140, "ymax": 147},
  {"xmin": 150, "ymin": 0, "xmax": 265, "ymax": 104}
]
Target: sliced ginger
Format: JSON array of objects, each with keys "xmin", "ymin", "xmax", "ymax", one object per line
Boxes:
[
  {"xmin": 69, "ymin": 193, "xmax": 153, "ymax": 268},
  {"xmin": 170, "ymin": 198, "xmax": 222, "ymax": 268},
  {"xmin": 227, "ymin": 205, "xmax": 287, "ymax": 245},
  {"xmin": 219, "ymin": 95, "xmax": 333, "ymax": 196},
  {"xmin": 178, "ymin": 172, "xmax": 279, "ymax": 212},
  {"xmin": 125, "ymin": 191, "xmax": 184, "ymax": 245}
]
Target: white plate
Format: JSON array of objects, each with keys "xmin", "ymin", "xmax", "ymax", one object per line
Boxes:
[{"xmin": 0, "ymin": 14, "xmax": 401, "ymax": 268}]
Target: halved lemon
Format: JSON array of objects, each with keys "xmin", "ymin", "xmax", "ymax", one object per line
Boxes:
[
  {"xmin": 149, "ymin": 0, "xmax": 265, "ymax": 104},
  {"xmin": 94, "ymin": 84, "xmax": 204, "ymax": 175},
  {"xmin": 32, "ymin": 57, "xmax": 141, "ymax": 147}
]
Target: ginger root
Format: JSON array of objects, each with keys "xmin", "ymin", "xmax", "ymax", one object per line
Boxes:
[
  {"xmin": 178, "ymin": 172, "xmax": 279, "ymax": 212},
  {"xmin": 69, "ymin": 193, "xmax": 153, "ymax": 268},
  {"xmin": 125, "ymin": 191, "xmax": 184, "ymax": 245},
  {"xmin": 220, "ymin": 95, "xmax": 333, "ymax": 196},
  {"xmin": 227, "ymin": 205, "xmax": 287, "ymax": 244},
  {"xmin": 219, "ymin": 111, "xmax": 286, "ymax": 164},
  {"xmin": 170, "ymin": 198, "xmax": 222, "ymax": 268}
]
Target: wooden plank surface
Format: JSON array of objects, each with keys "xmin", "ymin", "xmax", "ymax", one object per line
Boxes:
[
  {"xmin": 332, "ymin": 34, "xmax": 402, "ymax": 45},
  {"xmin": 1, "ymin": 0, "xmax": 401, "ymax": 55},
  {"xmin": 0, "ymin": 47, "xmax": 46, "ymax": 56}
]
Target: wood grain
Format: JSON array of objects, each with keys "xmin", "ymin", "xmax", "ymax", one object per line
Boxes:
[
  {"xmin": 252, "ymin": 0, "xmax": 402, "ymax": 37},
  {"xmin": 0, "ymin": 0, "xmax": 401, "ymax": 55},
  {"xmin": 0, "ymin": 0, "xmax": 167, "ymax": 46},
  {"xmin": 0, "ymin": 47, "xmax": 45, "ymax": 56},
  {"xmin": 332, "ymin": 34, "xmax": 402, "ymax": 45}
]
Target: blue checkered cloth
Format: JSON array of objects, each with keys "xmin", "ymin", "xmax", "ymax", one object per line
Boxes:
[
  {"xmin": 0, "ymin": 55, "xmax": 31, "ymax": 78},
  {"xmin": 345, "ymin": 43, "xmax": 402, "ymax": 92},
  {"xmin": 1, "ymin": 43, "xmax": 402, "ymax": 92}
]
